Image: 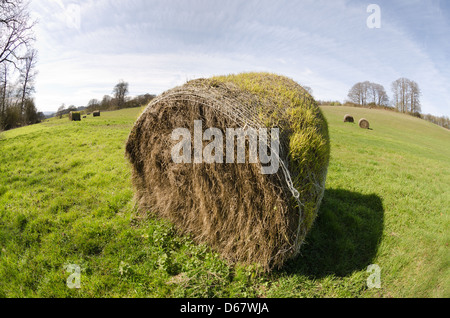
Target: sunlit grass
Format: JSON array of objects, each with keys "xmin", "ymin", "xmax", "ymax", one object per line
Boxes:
[{"xmin": 0, "ymin": 105, "xmax": 448, "ymax": 297}]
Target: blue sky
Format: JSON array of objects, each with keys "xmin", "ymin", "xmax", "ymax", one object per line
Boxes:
[{"xmin": 29, "ymin": 0, "xmax": 450, "ymax": 116}]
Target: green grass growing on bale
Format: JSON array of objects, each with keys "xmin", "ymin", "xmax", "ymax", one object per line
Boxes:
[
  {"xmin": 0, "ymin": 105, "xmax": 448, "ymax": 297},
  {"xmin": 211, "ymin": 73, "xmax": 330, "ymax": 231}
]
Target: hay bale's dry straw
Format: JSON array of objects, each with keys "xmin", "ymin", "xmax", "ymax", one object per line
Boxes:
[
  {"xmin": 359, "ymin": 118, "xmax": 370, "ymax": 129},
  {"xmin": 126, "ymin": 73, "xmax": 330, "ymax": 270}
]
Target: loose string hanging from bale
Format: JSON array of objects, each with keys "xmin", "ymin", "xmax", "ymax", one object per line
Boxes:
[
  {"xmin": 125, "ymin": 72, "xmax": 330, "ymax": 271},
  {"xmin": 359, "ymin": 118, "xmax": 370, "ymax": 129}
]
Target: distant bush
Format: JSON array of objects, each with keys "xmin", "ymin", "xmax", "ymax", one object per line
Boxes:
[
  {"xmin": 422, "ymin": 113, "xmax": 450, "ymax": 130},
  {"xmin": 317, "ymin": 100, "xmax": 342, "ymax": 106},
  {"xmin": 0, "ymin": 99, "xmax": 41, "ymax": 131},
  {"xmin": 2, "ymin": 105, "xmax": 22, "ymax": 131}
]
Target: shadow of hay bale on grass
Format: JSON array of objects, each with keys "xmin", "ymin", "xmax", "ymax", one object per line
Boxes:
[
  {"xmin": 125, "ymin": 72, "xmax": 331, "ymax": 271},
  {"xmin": 281, "ymin": 189, "xmax": 384, "ymax": 277}
]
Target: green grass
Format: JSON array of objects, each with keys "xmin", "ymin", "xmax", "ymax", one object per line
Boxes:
[{"xmin": 0, "ymin": 106, "xmax": 448, "ymax": 298}]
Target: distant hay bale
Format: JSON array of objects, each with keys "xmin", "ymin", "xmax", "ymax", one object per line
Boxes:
[
  {"xmin": 69, "ymin": 111, "xmax": 81, "ymax": 121},
  {"xmin": 343, "ymin": 114, "xmax": 354, "ymax": 123},
  {"xmin": 125, "ymin": 72, "xmax": 330, "ymax": 271},
  {"xmin": 93, "ymin": 111, "xmax": 101, "ymax": 117},
  {"xmin": 359, "ymin": 118, "xmax": 370, "ymax": 129},
  {"xmin": 83, "ymin": 116, "xmax": 87, "ymax": 118}
]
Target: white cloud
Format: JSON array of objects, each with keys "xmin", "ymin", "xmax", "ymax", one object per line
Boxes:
[{"xmin": 29, "ymin": 0, "xmax": 450, "ymax": 116}]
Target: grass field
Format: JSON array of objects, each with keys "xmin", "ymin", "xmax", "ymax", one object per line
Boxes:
[{"xmin": 0, "ymin": 105, "xmax": 448, "ymax": 298}]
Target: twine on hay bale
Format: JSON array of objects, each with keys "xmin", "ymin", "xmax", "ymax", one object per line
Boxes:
[
  {"xmin": 69, "ymin": 111, "xmax": 81, "ymax": 121},
  {"xmin": 343, "ymin": 114, "xmax": 354, "ymax": 123},
  {"xmin": 359, "ymin": 118, "xmax": 370, "ymax": 129},
  {"xmin": 125, "ymin": 72, "xmax": 330, "ymax": 271}
]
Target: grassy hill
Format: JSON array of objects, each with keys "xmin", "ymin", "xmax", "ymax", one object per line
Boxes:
[{"xmin": 0, "ymin": 105, "xmax": 448, "ymax": 297}]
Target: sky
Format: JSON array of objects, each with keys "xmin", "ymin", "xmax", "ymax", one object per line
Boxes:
[{"xmin": 29, "ymin": 0, "xmax": 450, "ymax": 116}]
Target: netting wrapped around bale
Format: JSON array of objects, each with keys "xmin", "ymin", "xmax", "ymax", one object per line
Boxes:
[{"xmin": 125, "ymin": 72, "xmax": 330, "ymax": 270}]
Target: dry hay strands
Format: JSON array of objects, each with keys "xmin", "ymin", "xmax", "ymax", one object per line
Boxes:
[
  {"xmin": 125, "ymin": 72, "xmax": 330, "ymax": 271},
  {"xmin": 359, "ymin": 118, "xmax": 370, "ymax": 129},
  {"xmin": 343, "ymin": 114, "xmax": 354, "ymax": 123},
  {"xmin": 69, "ymin": 111, "xmax": 81, "ymax": 121},
  {"xmin": 93, "ymin": 110, "xmax": 101, "ymax": 117}
]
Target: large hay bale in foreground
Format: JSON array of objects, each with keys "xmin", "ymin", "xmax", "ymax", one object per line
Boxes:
[
  {"xmin": 344, "ymin": 114, "xmax": 354, "ymax": 123},
  {"xmin": 69, "ymin": 111, "xmax": 81, "ymax": 121},
  {"xmin": 359, "ymin": 118, "xmax": 370, "ymax": 129},
  {"xmin": 126, "ymin": 73, "xmax": 330, "ymax": 270}
]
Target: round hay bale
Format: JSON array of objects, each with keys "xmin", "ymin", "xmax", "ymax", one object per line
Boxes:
[
  {"xmin": 93, "ymin": 110, "xmax": 101, "ymax": 117},
  {"xmin": 359, "ymin": 118, "xmax": 370, "ymax": 129},
  {"xmin": 125, "ymin": 72, "xmax": 330, "ymax": 270},
  {"xmin": 69, "ymin": 111, "xmax": 81, "ymax": 121},
  {"xmin": 343, "ymin": 114, "xmax": 354, "ymax": 123}
]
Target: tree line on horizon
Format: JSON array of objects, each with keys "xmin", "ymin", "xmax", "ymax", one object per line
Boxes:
[
  {"xmin": 346, "ymin": 78, "xmax": 421, "ymax": 114},
  {"xmin": 0, "ymin": 0, "xmax": 43, "ymax": 131},
  {"xmin": 55, "ymin": 80, "xmax": 156, "ymax": 119},
  {"xmin": 318, "ymin": 78, "xmax": 449, "ymax": 130},
  {"xmin": 1, "ymin": 1, "xmax": 447, "ymax": 132}
]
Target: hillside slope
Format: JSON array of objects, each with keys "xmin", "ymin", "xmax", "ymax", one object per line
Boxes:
[
  {"xmin": 317, "ymin": 106, "xmax": 449, "ymax": 297},
  {"xmin": 0, "ymin": 106, "xmax": 448, "ymax": 297}
]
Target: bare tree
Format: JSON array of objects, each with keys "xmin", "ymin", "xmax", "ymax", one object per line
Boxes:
[
  {"xmin": 87, "ymin": 98, "xmax": 100, "ymax": 111},
  {"xmin": 409, "ymin": 80, "xmax": 421, "ymax": 114},
  {"xmin": 372, "ymin": 83, "xmax": 389, "ymax": 106},
  {"xmin": 18, "ymin": 48, "xmax": 37, "ymax": 120},
  {"xmin": 113, "ymin": 80, "xmax": 129, "ymax": 109},
  {"xmin": 348, "ymin": 81, "xmax": 388, "ymax": 106},
  {"xmin": 1, "ymin": 0, "xmax": 37, "ymax": 130},
  {"xmin": 56, "ymin": 104, "xmax": 66, "ymax": 119},
  {"xmin": 347, "ymin": 82, "xmax": 366, "ymax": 105},
  {"xmin": 391, "ymin": 78, "xmax": 421, "ymax": 114},
  {"xmin": 0, "ymin": 0, "xmax": 36, "ymax": 69},
  {"xmin": 0, "ymin": 62, "xmax": 7, "ymax": 120},
  {"xmin": 392, "ymin": 78, "xmax": 407, "ymax": 112}
]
